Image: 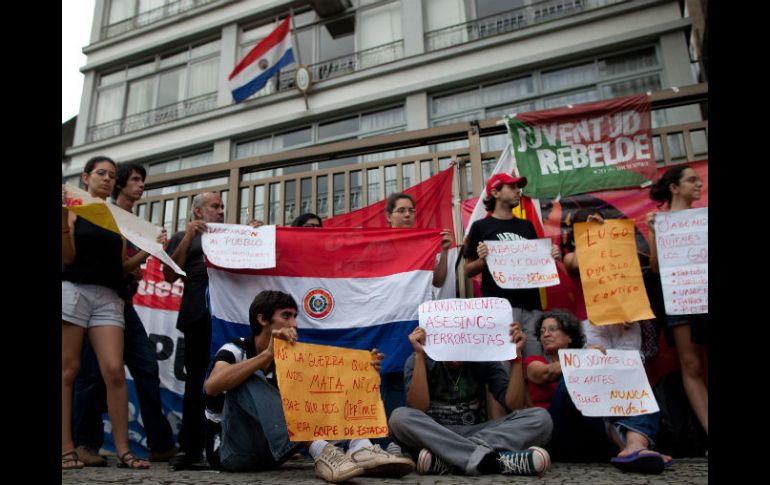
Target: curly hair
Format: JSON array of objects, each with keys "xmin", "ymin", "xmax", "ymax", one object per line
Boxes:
[{"xmin": 535, "ymin": 308, "xmax": 585, "ymax": 349}]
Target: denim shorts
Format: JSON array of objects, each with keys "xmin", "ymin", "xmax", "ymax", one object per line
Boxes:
[
  {"xmin": 62, "ymin": 280, "xmax": 124, "ymax": 328},
  {"xmin": 665, "ymin": 313, "xmax": 708, "ymax": 345}
]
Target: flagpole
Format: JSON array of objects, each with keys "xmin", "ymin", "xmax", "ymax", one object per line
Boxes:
[{"xmin": 289, "ymin": 8, "xmax": 310, "ymax": 111}]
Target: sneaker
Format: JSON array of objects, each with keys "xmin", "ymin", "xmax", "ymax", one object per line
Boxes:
[
  {"xmin": 149, "ymin": 445, "xmax": 179, "ymax": 462},
  {"xmin": 385, "ymin": 442, "xmax": 409, "ymax": 458},
  {"xmin": 416, "ymin": 448, "xmax": 451, "ymax": 475},
  {"xmin": 74, "ymin": 445, "xmax": 107, "ymax": 467},
  {"xmin": 314, "ymin": 443, "xmax": 365, "ymax": 483},
  {"xmin": 497, "ymin": 446, "xmax": 550, "ymax": 476},
  {"xmin": 348, "ymin": 444, "xmax": 414, "ymax": 477}
]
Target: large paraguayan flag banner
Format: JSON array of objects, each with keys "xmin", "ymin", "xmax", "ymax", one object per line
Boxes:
[
  {"xmin": 228, "ymin": 16, "xmax": 295, "ymax": 103},
  {"xmin": 207, "ymin": 227, "xmax": 442, "ymax": 373}
]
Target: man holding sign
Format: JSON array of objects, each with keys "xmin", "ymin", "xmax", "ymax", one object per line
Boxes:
[
  {"xmin": 388, "ymin": 323, "xmax": 552, "ymax": 476},
  {"xmin": 203, "ymin": 291, "xmax": 413, "ymax": 482},
  {"xmin": 464, "ymin": 173, "xmax": 562, "ymax": 359}
]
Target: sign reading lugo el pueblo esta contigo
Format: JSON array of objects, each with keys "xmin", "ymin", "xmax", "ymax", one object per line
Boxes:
[
  {"xmin": 418, "ymin": 298, "xmax": 517, "ymax": 362},
  {"xmin": 573, "ymin": 219, "xmax": 654, "ymax": 325},
  {"xmin": 654, "ymin": 207, "xmax": 708, "ymax": 315},
  {"xmin": 274, "ymin": 340, "xmax": 388, "ymax": 441},
  {"xmin": 485, "ymin": 239, "xmax": 560, "ymax": 289},
  {"xmin": 202, "ymin": 223, "xmax": 277, "ymax": 270},
  {"xmin": 559, "ymin": 348, "xmax": 659, "ymax": 417}
]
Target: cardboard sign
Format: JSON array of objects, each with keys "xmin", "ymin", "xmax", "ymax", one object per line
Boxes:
[
  {"xmin": 574, "ymin": 219, "xmax": 654, "ymax": 325},
  {"xmin": 485, "ymin": 239, "xmax": 560, "ymax": 289},
  {"xmin": 63, "ymin": 184, "xmax": 185, "ymax": 276},
  {"xmin": 559, "ymin": 348, "xmax": 659, "ymax": 417},
  {"xmin": 418, "ymin": 298, "xmax": 516, "ymax": 361},
  {"xmin": 274, "ymin": 340, "xmax": 388, "ymax": 441},
  {"xmin": 655, "ymin": 208, "xmax": 708, "ymax": 315},
  {"xmin": 202, "ymin": 223, "xmax": 276, "ymax": 269}
]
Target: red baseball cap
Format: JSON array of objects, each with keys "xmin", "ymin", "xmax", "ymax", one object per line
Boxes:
[{"xmin": 485, "ymin": 173, "xmax": 528, "ymax": 194}]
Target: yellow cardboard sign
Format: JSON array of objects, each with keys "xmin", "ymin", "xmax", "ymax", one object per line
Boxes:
[
  {"xmin": 574, "ymin": 219, "xmax": 654, "ymax": 325},
  {"xmin": 274, "ymin": 339, "xmax": 388, "ymax": 442}
]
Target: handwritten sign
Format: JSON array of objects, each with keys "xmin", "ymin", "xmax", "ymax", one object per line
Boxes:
[
  {"xmin": 274, "ymin": 340, "xmax": 388, "ymax": 442},
  {"xmin": 485, "ymin": 239, "xmax": 560, "ymax": 289},
  {"xmin": 64, "ymin": 184, "xmax": 185, "ymax": 276},
  {"xmin": 202, "ymin": 223, "xmax": 276, "ymax": 269},
  {"xmin": 559, "ymin": 349, "xmax": 659, "ymax": 417},
  {"xmin": 655, "ymin": 208, "xmax": 708, "ymax": 315},
  {"xmin": 574, "ymin": 219, "xmax": 654, "ymax": 325},
  {"xmin": 418, "ymin": 298, "xmax": 516, "ymax": 361}
]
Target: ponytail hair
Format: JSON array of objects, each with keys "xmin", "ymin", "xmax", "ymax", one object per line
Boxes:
[{"xmin": 649, "ymin": 164, "xmax": 690, "ymax": 207}]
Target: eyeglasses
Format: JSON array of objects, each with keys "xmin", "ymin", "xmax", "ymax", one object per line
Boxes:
[
  {"xmin": 302, "ymin": 223, "xmax": 321, "ymax": 228},
  {"xmin": 539, "ymin": 325, "xmax": 561, "ymax": 337},
  {"xmin": 92, "ymin": 169, "xmax": 116, "ymax": 179},
  {"xmin": 393, "ymin": 208, "xmax": 416, "ymax": 215}
]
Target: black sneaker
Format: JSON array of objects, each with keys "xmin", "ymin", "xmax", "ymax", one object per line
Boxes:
[
  {"xmin": 416, "ymin": 449, "xmax": 451, "ymax": 475},
  {"xmin": 169, "ymin": 452, "xmax": 209, "ymax": 471}
]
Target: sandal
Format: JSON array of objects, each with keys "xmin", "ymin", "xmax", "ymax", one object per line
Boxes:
[
  {"xmin": 117, "ymin": 451, "xmax": 150, "ymax": 469},
  {"xmin": 62, "ymin": 451, "xmax": 84, "ymax": 470}
]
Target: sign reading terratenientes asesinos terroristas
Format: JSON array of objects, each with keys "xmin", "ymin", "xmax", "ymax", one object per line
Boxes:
[{"xmin": 506, "ymin": 95, "xmax": 657, "ymax": 199}]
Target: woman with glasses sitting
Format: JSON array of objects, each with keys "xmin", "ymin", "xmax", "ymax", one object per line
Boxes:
[{"xmin": 525, "ymin": 309, "xmax": 670, "ymax": 474}]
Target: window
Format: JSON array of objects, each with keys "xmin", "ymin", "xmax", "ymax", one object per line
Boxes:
[
  {"xmin": 89, "ymin": 39, "xmax": 219, "ymax": 141},
  {"xmin": 103, "ymin": 0, "xmax": 218, "ymax": 38},
  {"xmin": 430, "ymin": 45, "xmax": 663, "ymax": 129}
]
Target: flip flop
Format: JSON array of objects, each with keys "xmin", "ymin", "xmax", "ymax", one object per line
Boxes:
[{"xmin": 610, "ymin": 449, "xmax": 665, "ymax": 474}]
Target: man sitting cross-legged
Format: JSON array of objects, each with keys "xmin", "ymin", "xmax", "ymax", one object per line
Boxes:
[
  {"xmin": 388, "ymin": 324, "xmax": 553, "ymax": 477},
  {"xmin": 203, "ymin": 290, "xmax": 414, "ymax": 482}
]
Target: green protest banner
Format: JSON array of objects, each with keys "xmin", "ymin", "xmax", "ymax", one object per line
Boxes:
[{"xmin": 506, "ymin": 95, "xmax": 657, "ymax": 199}]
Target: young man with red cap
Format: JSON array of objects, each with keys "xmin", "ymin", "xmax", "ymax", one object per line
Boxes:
[{"xmin": 463, "ymin": 173, "xmax": 561, "ymax": 359}]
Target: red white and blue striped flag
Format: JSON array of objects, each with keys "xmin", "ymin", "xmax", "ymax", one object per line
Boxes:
[
  {"xmin": 228, "ymin": 16, "xmax": 295, "ymax": 103},
  {"xmin": 207, "ymin": 227, "xmax": 442, "ymax": 373}
]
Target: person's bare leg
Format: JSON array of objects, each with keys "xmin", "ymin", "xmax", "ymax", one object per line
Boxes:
[
  {"xmin": 615, "ymin": 431, "xmax": 671, "ymax": 464},
  {"xmin": 62, "ymin": 321, "xmax": 86, "ymax": 469},
  {"xmin": 672, "ymin": 325, "xmax": 708, "ymax": 435},
  {"xmin": 89, "ymin": 325, "xmax": 149, "ymax": 467}
]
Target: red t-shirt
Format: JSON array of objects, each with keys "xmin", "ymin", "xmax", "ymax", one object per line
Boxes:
[{"xmin": 524, "ymin": 355, "xmax": 558, "ymax": 409}]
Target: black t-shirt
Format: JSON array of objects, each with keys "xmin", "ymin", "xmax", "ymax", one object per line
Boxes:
[
  {"xmin": 464, "ymin": 216, "xmax": 542, "ymax": 311},
  {"xmin": 166, "ymin": 231, "xmax": 209, "ymax": 328},
  {"xmin": 62, "ymin": 217, "xmax": 124, "ymax": 291}
]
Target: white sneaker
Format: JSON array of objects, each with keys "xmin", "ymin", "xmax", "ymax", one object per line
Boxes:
[
  {"xmin": 347, "ymin": 444, "xmax": 414, "ymax": 477},
  {"xmin": 497, "ymin": 446, "xmax": 551, "ymax": 476},
  {"xmin": 314, "ymin": 443, "xmax": 365, "ymax": 483}
]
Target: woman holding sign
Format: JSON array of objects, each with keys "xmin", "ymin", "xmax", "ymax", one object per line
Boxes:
[
  {"xmin": 527, "ymin": 309, "xmax": 670, "ymax": 474},
  {"xmin": 646, "ymin": 165, "xmax": 708, "ymax": 441},
  {"xmin": 61, "ymin": 156, "xmax": 151, "ymax": 470}
]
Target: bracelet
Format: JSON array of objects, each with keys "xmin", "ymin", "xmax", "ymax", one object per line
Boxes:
[{"xmin": 62, "ymin": 228, "xmax": 70, "ymax": 234}]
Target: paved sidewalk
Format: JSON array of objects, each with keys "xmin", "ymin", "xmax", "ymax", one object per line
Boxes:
[{"xmin": 62, "ymin": 457, "xmax": 707, "ymax": 484}]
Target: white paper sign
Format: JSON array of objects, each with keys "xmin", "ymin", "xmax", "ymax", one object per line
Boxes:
[
  {"xmin": 558, "ymin": 349, "xmax": 659, "ymax": 417},
  {"xmin": 64, "ymin": 184, "xmax": 186, "ymax": 276},
  {"xmin": 654, "ymin": 208, "xmax": 708, "ymax": 315},
  {"xmin": 485, "ymin": 239, "xmax": 560, "ymax": 289},
  {"xmin": 202, "ymin": 223, "xmax": 276, "ymax": 269},
  {"xmin": 418, "ymin": 298, "xmax": 516, "ymax": 362}
]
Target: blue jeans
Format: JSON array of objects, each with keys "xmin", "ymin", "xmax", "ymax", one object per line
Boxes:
[
  {"xmin": 218, "ymin": 374, "xmax": 301, "ymax": 472},
  {"xmin": 547, "ymin": 378, "xmax": 659, "ymax": 462},
  {"xmin": 72, "ymin": 304, "xmax": 175, "ymax": 452}
]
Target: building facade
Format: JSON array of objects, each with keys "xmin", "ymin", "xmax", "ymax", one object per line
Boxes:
[{"xmin": 64, "ymin": 0, "xmax": 707, "ymax": 233}]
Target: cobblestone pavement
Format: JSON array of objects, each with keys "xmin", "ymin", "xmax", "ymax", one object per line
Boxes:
[{"xmin": 62, "ymin": 457, "xmax": 707, "ymax": 484}]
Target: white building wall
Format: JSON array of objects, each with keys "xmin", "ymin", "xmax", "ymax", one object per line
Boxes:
[{"xmin": 66, "ymin": 0, "xmax": 694, "ymax": 175}]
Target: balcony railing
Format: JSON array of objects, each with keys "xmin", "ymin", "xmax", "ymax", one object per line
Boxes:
[
  {"xmin": 102, "ymin": 0, "xmax": 220, "ymax": 39},
  {"xmin": 86, "ymin": 92, "xmax": 217, "ymax": 143},
  {"xmin": 277, "ymin": 40, "xmax": 405, "ymax": 91},
  {"xmin": 425, "ymin": 0, "xmax": 627, "ymax": 51}
]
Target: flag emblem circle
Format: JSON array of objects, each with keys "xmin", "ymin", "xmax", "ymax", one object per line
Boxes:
[
  {"xmin": 303, "ymin": 288, "xmax": 334, "ymax": 320},
  {"xmin": 259, "ymin": 58, "xmax": 269, "ymax": 69}
]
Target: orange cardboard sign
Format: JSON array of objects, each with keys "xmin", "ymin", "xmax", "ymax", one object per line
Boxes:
[
  {"xmin": 274, "ymin": 339, "xmax": 388, "ymax": 441},
  {"xmin": 574, "ymin": 219, "xmax": 654, "ymax": 325}
]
